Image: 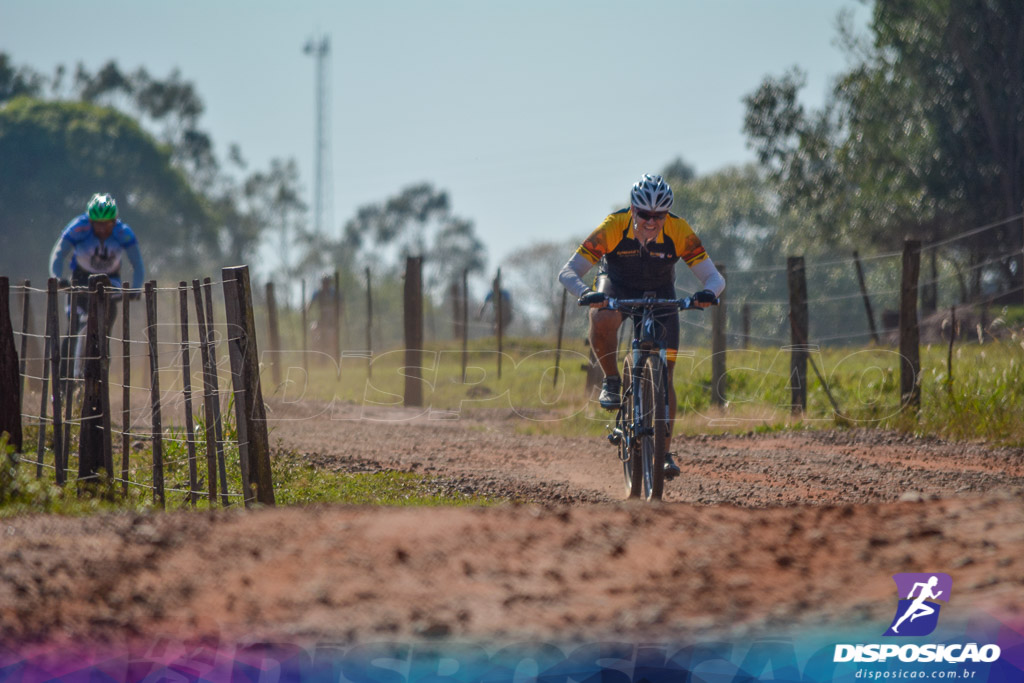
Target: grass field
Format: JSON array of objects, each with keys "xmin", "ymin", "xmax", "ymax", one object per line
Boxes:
[
  {"xmin": 4, "ymin": 326, "xmax": 1022, "ymax": 514},
  {"xmin": 256, "ymin": 330, "xmax": 1024, "ymax": 445}
]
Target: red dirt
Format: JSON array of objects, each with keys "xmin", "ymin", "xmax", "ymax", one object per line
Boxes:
[{"xmin": 1, "ymin": 398, "xmax": 1022, "ymax": 648}]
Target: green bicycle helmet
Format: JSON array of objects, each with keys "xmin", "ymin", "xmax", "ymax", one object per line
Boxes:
[{"xmin": 87, "ymin": 193, "xmax": 118, "ymax": 221}]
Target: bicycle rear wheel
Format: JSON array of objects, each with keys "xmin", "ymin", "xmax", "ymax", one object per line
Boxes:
[
  {"xmin": 639, "ymin": 354, "xmax": 667, "ymax": 501},
  {"xmin": 620, "ymin": 355, "xmax": 642, "ymax": 499}
]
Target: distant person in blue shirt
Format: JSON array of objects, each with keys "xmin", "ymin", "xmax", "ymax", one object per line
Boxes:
[
  {"xmin": 479, "ymin": 288, "xmax": 513, "ymax": 333},
  {"xmin": 49, "ymin": 193, "xmax": 145, "ymax": 333}
]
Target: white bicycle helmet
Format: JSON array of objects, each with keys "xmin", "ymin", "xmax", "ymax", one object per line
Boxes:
[{"xmin": 630, "ymin": 174, "xmax": 673, "ymax": 212}]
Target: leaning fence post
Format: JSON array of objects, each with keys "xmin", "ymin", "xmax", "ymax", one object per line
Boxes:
[
  {"xmin": 711, "ymin": 265, "xmax": 727, "ymax": 407},
  {"xmin": 78, "ymin": 274, "xmax": 113, "ymax": 487},
  {"xmin": 0, "ymin": 277, "xmax": 23, "ymax": 453},
  {"xmin": 121, "ymin": 283, "xmax": 131, "ymax": 496},
  {"xmin": 553, "ymin": 288, "xmax": 568, "ymax": 388},
  {"xmin": 222, "ymin": 265, "xmax": 275, "ymax": 507},
  {"xmin": 853, "ymin": 250, "xmax": 880, "ymax": 345},
  {"xmin": 179, "ymin": 283, "xmax": 199, "ymax": 507},
  {"xmin": 899, "ymin": 239, "xmax": 922, "ymax": 410},
  {"xmin": 265, "ymin": 281, "xmax": 281, "ymax": 387},
  {"xmin": 144, "ymin": 281, "xmax": 165, "ymax": 509},
  {"xmin": 787, "ymin": 256, "xmax": 808, "ymax": 415},
  {"xmin": 403, "ymin": 256, "xmax": 424, "ymax": 407}
]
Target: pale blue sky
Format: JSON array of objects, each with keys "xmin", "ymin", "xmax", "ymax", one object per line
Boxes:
[{"xmin": 5, "ymin": 0, "xmax": 871, "ymax": 271}]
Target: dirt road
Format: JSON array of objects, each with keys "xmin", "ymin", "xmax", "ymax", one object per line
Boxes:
[{"xmin": 1, "ymin": 398, "xmax": 1022, "ymax": 647}]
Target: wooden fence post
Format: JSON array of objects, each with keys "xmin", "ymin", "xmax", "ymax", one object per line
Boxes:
[
  {"xmin": 222, "ymin": 265, "xmax": 275, "ymax": 507},
  {"xmin": 946, "ymin": 305, "xmax": 956, "ymax": 392},
  {"xmin": 0, "ymin": 277, "xmax": 23, "ymax": 453},
  {"xmin": 121, "ymin": 282, "xmax": 131, "ymax": 496},
  {"xmin": 334, "ymin": 269, "xmax": 343, "ymax": 356},
  {"xmin": 787, "ymin": 256, "xmax": 808, "ymax": 415},
  {"xmin": 450, "ymin": 281, "xmax": 461, "ymax": 340},
  {"xmin": 46, "ymin": 279, "xmax": 64, "ymax": 485},
  {"xmin": 18, "ymin": 280, "xmax": 30, "ymax": 405},
  {"xmin": 366, "ymin": 267, "xmax": 373, "ymax": 378},
  {"xmin": 144, "ymin": 281, "xmax": 165, "ymax": 509},
  {"xmin": 853, "ymin": 250, "xmax": 880, "ymax": 345},
  {"xmin": 203, "ymin": 278, "xmax": 230, "ymax": 507},
  {"xmin": 741, "ymin": 303, "xmax": 751, "ymax": 350},
  {"xmin": 711, "ymin": 265, "xmax": 727, "ymax": 407},
  {"xmin": 922, "ymin": 249, "xmax": 938, "ymax": 316},
  {"xmin": 461, "ymin": 269, "xmax": 469, "ymax": 383},
  {"xmin": 179, "ymin": 283, "xmax": 199, "ymax": 507},
  {"xmin": 265, "ymin": 281, "xmax": 281, "ymax": 387},
  {"xmin": 900, "ymin": 239, "xmax": 922, "ymax": 410},
  {"xmin": 553, "ymin": 288, "xmax": 568, "ymax": 388},
  {"xmin": 300, "ymin": 279, "xmax": 308, "ymax": 375},
  {"xmin": 78, "ymin": 274, "xmax": 113, "ymax": 485},
  {"xmin": 493, "ymin": 268, "xmax": 504, "ymax": 380},
  {"xmin": 404, "ymin": 256, "xmax": 424, "ymax": 407},
  {"xmin": 193, "ymin": 279, "xmax": 219, "ymax": 506},
  {"xmin": 60, "ymin": 284, "xmax": 80, "ymax": 470},
  {"xmin": 35, "ymin": 281, "xmax": 55, "ymax": 477}
]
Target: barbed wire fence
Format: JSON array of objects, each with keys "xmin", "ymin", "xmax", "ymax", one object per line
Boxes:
[
  {"xmin": 0, "ymin": 266, "xmax": 274, "ymax": 509},
  {"xmin": 3, "ymin": 215, "xmax": 1023, "ymax": 504}
]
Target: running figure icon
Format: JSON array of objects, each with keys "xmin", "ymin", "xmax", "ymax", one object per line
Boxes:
[{"xmin": 890, "ymin": 576, "xmax": 943, "ymax": 634}]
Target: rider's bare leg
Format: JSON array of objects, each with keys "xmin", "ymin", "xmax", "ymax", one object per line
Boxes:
[{"xmin": 589, "ymin": 306, "xmax": 623, "ymax": 377}]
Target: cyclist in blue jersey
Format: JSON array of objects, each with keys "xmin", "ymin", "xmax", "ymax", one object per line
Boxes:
[
  {"xmin": 49, "ymin": 193, "xmax": 145, "ymax": 334},
  {"xmin": 558, "ymin": 174, "xmax": 725, "ymax": 480}
]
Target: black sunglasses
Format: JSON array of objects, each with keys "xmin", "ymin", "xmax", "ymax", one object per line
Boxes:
[{"xmin": 635, "ymin": 209, "xmax": 668, "ymax": 222}]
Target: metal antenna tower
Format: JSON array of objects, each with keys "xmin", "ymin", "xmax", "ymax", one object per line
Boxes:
[{"xmin": 303, "ymin": 35, "xmax": 333, "ymax": 237}]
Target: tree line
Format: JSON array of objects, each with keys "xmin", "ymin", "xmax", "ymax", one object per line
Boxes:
[{"xmin": 0, "ymin": 54, "xmax": 486, "ymax": 302}]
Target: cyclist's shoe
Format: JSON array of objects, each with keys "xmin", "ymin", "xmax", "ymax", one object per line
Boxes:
[
  {"xmin": 664, "ymin": 452, "xmax": 681, "ymax": 480},
  {"xmin": 598, "ymin": 376, "xmax": 622, "ymax": 411}
]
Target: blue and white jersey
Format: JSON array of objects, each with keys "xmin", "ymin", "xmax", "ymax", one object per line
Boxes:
[{"xmin": 49, "ymin": 214, "xmax": 146, "ymax": 288}]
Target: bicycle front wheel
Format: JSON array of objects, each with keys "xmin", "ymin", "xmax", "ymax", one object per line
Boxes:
[
  {"xmin": 639, "ymin": 354, "xmax": 667, "ymax": 501},
  {"xmin": 620, "ymin": 354, "xmax": 642, "ymax": 499}
]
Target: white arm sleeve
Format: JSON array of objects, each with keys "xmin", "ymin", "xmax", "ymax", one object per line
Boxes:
[
  {"xmin": 689, "ymin": 258, "xmax": 726, "ymax": 297},
  {"xmin": 557, "ymin": 252, "xmax": 594, "ymax": 299}
]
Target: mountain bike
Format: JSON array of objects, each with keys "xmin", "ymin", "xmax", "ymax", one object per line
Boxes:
[{"xmin": 598, "ymin": 293, "xmax": 716, "ymax": 501}]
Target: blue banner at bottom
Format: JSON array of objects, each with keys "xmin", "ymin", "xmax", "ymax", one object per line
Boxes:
[{"xmin": 0, "ymin": 612, "xmax": 1021, "ymax": 682}]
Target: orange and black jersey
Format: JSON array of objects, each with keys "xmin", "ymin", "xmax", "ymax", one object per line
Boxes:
[{"xmin": 576, "ymin": 208, "xmax": 709, "ymax": 291}]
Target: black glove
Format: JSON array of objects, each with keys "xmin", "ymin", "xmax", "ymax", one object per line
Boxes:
[
  {"xmin": 578, "ymin": 290, "xmax": 607, "ymax": 306},
  {"xmin": 57, "ymin": 278, "xmax": 71, "ymax": 289},
  {"xmin": 128, "ymin": 292, "xmax": 142, "ymax": 302},
  {"xmin": 693, "ymin": 289, "xmax": 718, "ymax": 305}
]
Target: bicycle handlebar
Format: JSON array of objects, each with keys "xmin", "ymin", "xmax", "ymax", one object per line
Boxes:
[{"xmin": 606, "ymin": 296, "xmax": 717, "ymax": 311}]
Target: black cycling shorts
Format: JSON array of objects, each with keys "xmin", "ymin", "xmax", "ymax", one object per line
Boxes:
[{"xmin": 595, "ymin": 275, "xmax": 679, "ymax": 362}]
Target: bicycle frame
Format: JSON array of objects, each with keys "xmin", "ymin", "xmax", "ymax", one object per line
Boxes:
[{"xmin": 606, "ymin": 294, "xmax": 706, "ymax": 501}]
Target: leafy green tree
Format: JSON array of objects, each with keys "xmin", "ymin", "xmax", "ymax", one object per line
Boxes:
[
  {"xmin": 0, "ymin": 97, "xmax": 216, "ymax": 281},
  {"xmin": 744, "ymin": 2, "xmax": 1024, "ymax": 299}
]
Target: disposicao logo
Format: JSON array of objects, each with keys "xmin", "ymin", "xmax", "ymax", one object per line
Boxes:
[
  {"xmin": 882, "ymin": 572, "xmax": 952, "ymax": 637},
  {"xmin": 833, "ymin": 572, "xmax": 1002, "ymax": 664}
]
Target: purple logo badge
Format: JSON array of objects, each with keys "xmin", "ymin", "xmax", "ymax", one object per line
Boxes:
[{"xmin": 883, "ymin": 573, "xmax": 952, "ymax": 636}]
